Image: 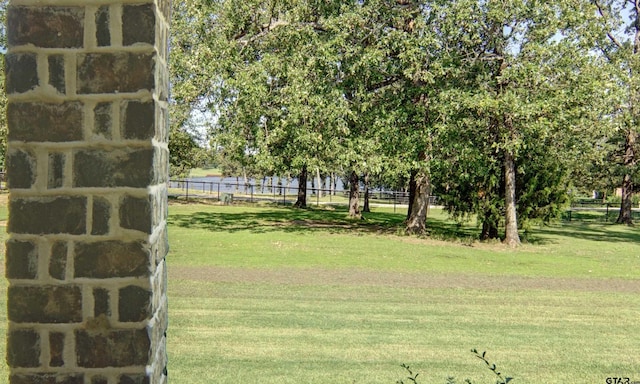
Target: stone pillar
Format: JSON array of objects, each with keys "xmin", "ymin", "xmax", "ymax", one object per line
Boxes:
[{"xmin": 5, "ymin": 1, "xmax": 170, "ymax": 383}]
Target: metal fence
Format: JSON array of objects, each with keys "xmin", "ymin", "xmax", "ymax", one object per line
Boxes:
[
  {"xmin": 563, "ymin": 201, "xmax": 640, "ymax": 223},
  {"xmin": 168, "ymin": 178, "xmax": 435, "ymax": 211},
  {"xmin": 170, "ymin": 180, "xmax": 639, "ymax": 221}
]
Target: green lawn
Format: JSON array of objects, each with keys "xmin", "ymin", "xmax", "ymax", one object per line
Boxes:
[
  {"xmin": 166, "ymin": 203, "xmax": 640, "ymax": 383},
  {"xmin": 0, "ymin": 201, "xmax": 638, "ymax": 383}
]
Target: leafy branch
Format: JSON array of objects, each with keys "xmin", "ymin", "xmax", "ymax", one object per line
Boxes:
[
  {"xmin": 470, "ymin": 349, "xmax": 513, "ymax": 384},
  {"xmin": 398, "ymin": 349, "xmax": 513, "ymax": 384}
]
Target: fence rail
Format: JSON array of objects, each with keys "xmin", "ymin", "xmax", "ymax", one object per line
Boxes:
[
  {"xmin": 168, "ymin": 179, "xmax": 436, "ymax": 211},
  {"xmin": 564, "ymin": 201, "xmax": 640, "ymax": 223}
]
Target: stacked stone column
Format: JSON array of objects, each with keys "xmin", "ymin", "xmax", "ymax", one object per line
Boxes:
[{"xmin": 5, "ymin": 1, "xmax": 170, "ymax": 383}]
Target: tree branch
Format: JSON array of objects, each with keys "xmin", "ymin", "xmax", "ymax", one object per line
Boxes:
[
  {"xmin": 594, "ymin": 0, "xmax": 624, "ymax": 49},
  {"xmin": 238, "ymin": 20, "xmax": 327, "ymax": 49}
]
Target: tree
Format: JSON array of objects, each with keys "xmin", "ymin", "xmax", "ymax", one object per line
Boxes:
[
  {"xmin": 168, "ymin": 127, "xmax": 206, "ymax": 178},
  {"xmin": 174, "ymin": 0, "xmax": 350, "ymax": 208},
  {"xmin": 593, "ymin": 0, "xmax": 640, "ymax": 225},
  {"xmin": 430, "ymin": 0, "xmax": 604, "ymax": 245}
]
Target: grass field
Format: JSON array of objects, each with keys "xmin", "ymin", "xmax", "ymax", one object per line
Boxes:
[
  {"xmin": 166, "ymin": 202, "xmax": 640, "ymax": 383},
  {"xmin": 0, "ymin": 198, "xmax": 639, "ymax": 383}
]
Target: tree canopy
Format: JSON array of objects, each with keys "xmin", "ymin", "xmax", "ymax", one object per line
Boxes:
[{"xmin": 164, "ymin": 0, "xmax": 635, "ymax": 243}]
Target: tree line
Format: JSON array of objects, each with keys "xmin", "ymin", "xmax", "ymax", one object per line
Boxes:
[{"xmin": 169, "ymin": 0, "xmax": 640, "ymax": 246}]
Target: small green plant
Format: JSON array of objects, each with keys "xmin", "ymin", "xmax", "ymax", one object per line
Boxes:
[
  {"xmin": 397, "ymin": 349, "xmax": 513, "ymax": 384},
  {"xmin": 470, "ymin": 349, "xmax": 513, "ymax": 384},
  {"xmin": 396, "ymin": 363, "xmax": 420, "ymax": 384}
]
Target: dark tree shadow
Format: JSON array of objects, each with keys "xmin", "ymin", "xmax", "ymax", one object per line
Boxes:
[
  {"xmin": 167, "ymin": 203, "xmax": 640, "ymax": 244},
  {"xmin": 167, "ymin": 205, "xmax": 406, "ymax": 235}
]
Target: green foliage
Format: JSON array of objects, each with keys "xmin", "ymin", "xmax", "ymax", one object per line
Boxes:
[
  {"xmin": 168, "ymin": 0, "xmax": 631, "ymax": 238},
  {"xmin": 169, "ymin": 127, "xmax": 207, "ymax": 178},
  {"xmin": 430, "ymin": 0, "xmax": 607, "ymax": 242}
]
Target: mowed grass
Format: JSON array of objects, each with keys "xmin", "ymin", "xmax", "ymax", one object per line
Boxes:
[
  {"xmin": 168, "ymin": 203, "xmax": 640, "ymax": 279},
  {"xmin": 167, "ymin": 202, "xmax": 640, "ymax": 383}
]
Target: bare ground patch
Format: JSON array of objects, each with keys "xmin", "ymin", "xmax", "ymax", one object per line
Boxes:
[{"xmin": 170, "ymin": 266, "xmax": 640, "ymax": 293}]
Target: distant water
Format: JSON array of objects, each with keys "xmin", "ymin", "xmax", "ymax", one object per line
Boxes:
[
  {"xmin": 194, "ymin": 175, "xmax": 345, "ymax": 189},
  {"xmin": 170, "ymin": 175, "xmax": 348, "ymax": 195}
]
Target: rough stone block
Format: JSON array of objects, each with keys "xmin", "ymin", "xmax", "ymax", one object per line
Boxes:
[
  {"xmin": 119, "ymin": 375, "xmax": 150, "ymax": 384},
  {"xmin": 93, "ymin": 288, "xmax": 110, "ymax": 317},
  {"xmin": 74, "ymin": 241, "xmax": 150, "ymax": 279},
  {"xmin": 5, "ymin": 53, "xmax": 38, "ymax": 94},
  {"xmin": 157, "ymin": 62, "xmax": 169, "ymax": 102},
  {"xmin": 8, "ymin": 285, "xmax": 82, "ymax": 323},
  {"xmin": 120, "ymin": 195, "xmax": 152, "ymax": 234},
  {"xmin": 92, "ymin": 197, "xmax": 111, "ymax": 235},
  {"xmin": 49, "ymin": 332, "xmax": 65, "ymax": 367},
  {"xmin": 48, "ymin": 55, "xmax": 66, "ymax": 94},
  {"xmin": 73, "ymin": 148, "xmax": 155, "ymax": 188},
  {"xmin": 94, "ymin": 102, "xmax": 112, "ymax": 139},
  {"xmin": 154, "ymin": 147, "xmax": 169, "ymax": 184},
  {"xmin": 157, "ymin": 106, "xmax": 169, "ymax": 142},
  {"xmin": 119, "ymin": 285, "xmax": 151, "ymax": 322},
  {"xmin": 91, "ymin": 376, "xmax": 109, "ymax": 384},
  {"xmin": 77, "ymin": 52, "xmax": 154, "ymax": 94},
  {"xmin": 6, "ymin": 148, "xmax": 36, "ymax": 189},
  {"xmin": 47, "ymin": 152, "xmax": 65, "ymax": 189},
  {"xmin": 9, "ymin": 197, "xmax": 86, "ymax": 235},
  {"xmin": 123, "ymin": 4, "xmax": 155, "ymax": 46},
  {"xmin": 49, "ymin": 241, "xmax": 68, "ymax": 280},
  {"xmin": 121, "ymin": 101, "xmax": 155, "ymax": 140},
  {"xmin": 150, "ymin": 296, "xmax": 168, "ymax": 366},
  {"xmin": 7, "ymin": 6, "xmax": 84, "ymax": 48},
  {"xmin": 96, "ymin": 6, "xmax": 110, "ymax": 47},
  {"xmin": 75, "ymin": 329, "xmax": 151, "ymax": 368},
  {"xmin": 10, "ymin": 374, "xmax": 83, "ymax": 384},
  {"xmin": 6, "ymin": 239, "xmax": 38, "ymax": 279},
  {"xmin": 7, "ymin": 329, "xmax": 40, "ymax": 368},
  {"xmin": 8, "ymin": 102, "xmax": 83, "ymax": 143}
]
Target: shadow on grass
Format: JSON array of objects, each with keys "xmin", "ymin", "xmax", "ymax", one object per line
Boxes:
[
  {"xmin": 531, "ymin": 221, "xmax": 640, "ymax": 244},
  {"xmin": 168, "ymin": 205, "xmax": 407, "ymax": 235},
  {"xmin": 168, "ymin": 202, "xmax": 640, "ymax": 244}
]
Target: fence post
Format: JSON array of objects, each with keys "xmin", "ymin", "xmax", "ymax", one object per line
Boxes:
[
  {"xmin": 186, "ymin": 180, "xmax": 189, "ymax": 201},
  {"xmin": 217, "ymin": 182, "xmax": 220, "ymax": 200}
]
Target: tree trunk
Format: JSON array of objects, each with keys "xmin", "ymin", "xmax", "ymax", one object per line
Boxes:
[
  {"xmin": 405, "ymin": 170, "xmax": 430, "ymax": 235},
  {"xmin": 406, "ymin": 170, "xmax": 417, "ymax": 221},
  {"xmin": 294, "ymin": 165, "xmax": 308, "ymax": 208},
  {"xmin": 504, "ymin": 151, "xmax": 521, "ymax": 247},
  {"xmin": 616, "ymin": 128, "xmax": 636, "ymax": 225},
  {"xmin": 480, "ymin": 209, "xmax": 499, "ymax": 241},
  {"xmin": 617, "ymin": 174, "xmax": 634, "ymax": 225},
  {"xmin": 348, "ymin": 170, "xmax": 361, "ymax": 218},
  {"xmin": 330, "ymin": 173, "xmax": 335, "ymax": 196},
  {"xmin": 363, "ymin": 173, "xmax": 371, "ymax": 213},
  {"xmin": 316, "ymin": 167, "xmax": 323, "ymax": 199}
]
